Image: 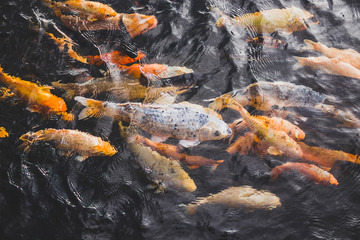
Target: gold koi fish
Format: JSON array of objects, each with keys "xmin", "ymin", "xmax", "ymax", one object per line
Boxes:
[
  {"xmin": 0, "ymin": 127, "xmax": 9, "ymax": 138},
  {"xmin": 132, "ymin": 135, "xmax": 224, "ymax": 171},
  {"xmin": 216, "ymin": 7, "xmax": 316, "ymax": 34},
  {"xmin": 75, "ymin": 97, "xmax": 232, "ymax": 148},
  {"xmin": 270, "ymin": 162, "xmax": 338, "ymax": 185},
  {"xmin": 304, "ymin": 39, "xmax": 360, "ymax": 69},
  {"xmin": 122, "ymin": 64, "xmax": 194, "ymax": 79},
  {"xmin": 19, "ymin": 128, "xmax": 117, "ymax": 161},
  {"xmin": 295, "ymin": 56, "xmax": 360, "ymax": 80},
  {"xmin": 0, "ymin": 65, "xmax": 73, "ymax": 121},
  {"xmin": 186, "ymin": 186, "xmax": 281, "ymax": 215}
]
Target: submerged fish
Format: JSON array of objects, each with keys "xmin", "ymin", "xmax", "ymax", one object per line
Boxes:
[
  {"xmin": 132, "ymin": 135, "xmax": 224, "ymax": 170},
  {"xmin": 227, "ymin": 132, "xmax": 258, "ymax": 155},
  {"xmin": 247, "ymin": 36, "xmax": 288, "ymax": 49},
  {"xmin": 304, "ymin": 39, "xmax": 360, "ymax": 69},
  {"xmin": 295, "ymin": 56, "xmax": 360, "ymax": 80},
  {"xmin": 75, "ymin": 97, "xmax": 232, "ymax": 147},
  {"xmin": 209, "ymin": 81, "xmax": 326, "ymax": 112},
  {"xmin": 19, "ymin": 129, "xmax": 117, "ymax": 161},
  {"xmin": 87, "ymin": 50, "xmax": 146, "ymax": 67},
  {"xmin": 122, "ymin": 64, "xmax": 194, "ymax": 79},
  {"xmin": 43, "ymin": 0, "xmax": 118, "ymax": 21},
  {"xmin": 52, "ymin": 75, "xmax": 190, "ymax": 101},
  {"xmin": 229, "ymin": 102, "xmax": 303, "ymax": 158},
  {"xmin": 59, "ymin": 13, "xmax": 157, "ymax": 37},
  {"xmin": 270, "ymin": 162, "xmax": 338, "ymax": 185},
  {"xmin": 0, "ymin": 127, "xmax": 9, "ymax": 138},
  {"xmin": 186, "ymin": 186, "xmax": 281, "ymax": 215},
  {"xmin": 0, "ymin": 65, "xmax": 73, "ymax": 121},
  {"xmin": 216, "ymin": 7, "xmax": 316, "ymax": 34},
  {"xmin": 229, "ymin": 115, "xmax": 305, "ymax": 141}
]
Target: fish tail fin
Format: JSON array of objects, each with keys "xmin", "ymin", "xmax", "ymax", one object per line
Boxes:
[
  {"xmin": 270, "ymin": 166, "xmax": 283, "ymax": 181},
  {"xmin": 18, "ymin": 131, "xmax": 42, "ymax": 153},
  {"xmin": 75, "ymin": 96, "xmax": 106, "ymax": 120},
  {"xmin": 211, "ymin": 160, "xmax": 224, "ymax": 172},
  {"xmin": 52, "ymin": 81, "xmax": 78, "ymax": 99},
  {"xmin": 60, "ymin": 112, "xmax": 75, "ymax": 122},
  {"xmin": 303, "ymin": 39, "xmax": 318, "ymax": 50}
]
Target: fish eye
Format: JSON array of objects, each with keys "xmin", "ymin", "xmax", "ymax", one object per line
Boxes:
[{"xmin": 214, "ymin": 130, "xmax": 220, "ymax": 137}]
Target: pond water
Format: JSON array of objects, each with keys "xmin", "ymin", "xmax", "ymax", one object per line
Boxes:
[{"xmin": 0, "ymin": 0, "xmax": 360, "ymax": 239}]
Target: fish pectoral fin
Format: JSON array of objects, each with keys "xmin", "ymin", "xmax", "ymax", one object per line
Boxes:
[
  {"xmin": 187, "ymin": 165, "xmax": 200, "ymax": 170},
  {"xmin": 27, "ymin": 105, "xmax": 42, "ymax": 113},
  {"xmin": 40, "ymin": 86, "xmax": 54, "ymax": 93},
  {"xmin": 75, "ymin": 155, "xmax": 88, "ymax": 162},
  {"xmin": 267, "ymin": 146, "xmax": 283, "ymax": 156},
  {"xmin": 151, "ymin": 135, "xmax": 168, "ymax": 143},
  {"xmin": 179, "ymin": 139, "xmax": 201, "ymax": 148}
]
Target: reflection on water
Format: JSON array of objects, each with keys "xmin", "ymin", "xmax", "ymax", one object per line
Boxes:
[{"xmin": 0, "ymin": 0, "xmax": 360, "ymax": 239}]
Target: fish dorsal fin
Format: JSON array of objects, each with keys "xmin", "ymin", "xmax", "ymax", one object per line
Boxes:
[
  {"xmin": 151, "ymin": 135, "xmax": 168, "ymax": 143},
  {"xmin": 40, "ymin": 85, "xmax": 54, "ymax": 93}
]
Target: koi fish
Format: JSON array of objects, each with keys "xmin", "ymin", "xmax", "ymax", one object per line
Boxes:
[
  {"xmin": 227, "ymin": 132, "xmax": 257, "ymax": 155},
  {"xmin": 0, "ymin": 127, "xmax": 9, "ymax": 138},
  {"xmin": 59, "ymin": 13, "xmax": 157, "ymax": 37},
  {"xmin": 270, "ymin": 162, "xmax": 338, "ymax": 185},
  {"xmin": 87, "ymin": 50, "xmax": 146, "ymax": 66},
  {"xmin": 0, "ymin": 65, "xmax": 73, "ymax": 121},
  {"xmin": 247, "ymin": 36, "xmax": 288, "ymax": 49},
  {"xmin": 229, "ymin": 115, "xmax": 305, "ymax": 141},
  {"xmin": 75, "ymin": 97, "xmax": 232, "ymax": 147},
  {"xmin": 19, "ymin": 128, "xmax": 117, "ymax": 161},
  {"xmin": 298, "ymin": 142, "xmax": 358, "ymax": 170},
  {"xmin": 208, "ymin": 81, "xmax": 326, "ymax": 112},
  {"xmin": 122, "ymin": 64, "xmax": 194, "ymax": 79},
  {"xmin": 52, "ymin": 76, "xmax": 190, "ymax": 101},
  {"xmin": 186, "ymin": 186, "xmax": 281, "ymax": 215},
  {"xmin": 315, "ymin": 104, "xmax": 360, "ymax": 128},
  {"xmin": 304, "ymin": 39, "xmax": 360, "ymax": 69},
  {"xmin": 125, "ymin": 126, "xmax": 197, "ymax": 192},
  {"xmin": 216, "ymin": 7, "xmax": 316, "ymax": 34},
  {"xmin": 295, "ymin": 56, "xmax": 360, "ymax": 79},
  {"xmin": 229, "ymin": 102, "xmax": 303, "ymax": 158},
  {"xmin": 132, "ymin": 135, "xmax": 224, "ymax": 171},
  {"xmin": 43, "ymin": 0, "xmax": 117, "ymax": 21}
]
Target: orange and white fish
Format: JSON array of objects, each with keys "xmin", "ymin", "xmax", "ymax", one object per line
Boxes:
[
  {"xmin": 43, "ymin": 0, "xmax": 118, "ymax": 21},
  {"xmin": 19, "ymin": 128, "xmax": 117, "ymax": 161},
  {"xmin": 0, "ymin": 127, "xmax": 9, "ymax": 138},
  {"xmin": 304, "ymin": 39, "xmax": 360, "ymax": 69},
  {"xmin": 87, "ymin": 50, "xmax": 146, "ymax": 67},
  {"xmin": 229, "ymin": 115, "xmax": 305, "ymax": 141},
  {"xmin": 75, "ymin": 97, "xmax": 232, "ymax": 147},
  {"xmin": 229, "ymin": 102, "xmax": 303, "ymax": 158},
  {"xmin": 132, "ymin": 135, "xmax": 224, "ymax": 171},
  {"xmin": 270, "ymin": 162, "xmax": 338, "ymax": 185},
  {"xmin": 0, "ymin": 65, "xmax": 73, "ymax": 121},
  {"xmin": 59, "ymin": 13, "xmax": 158, "ymax": 37},
  {"xmin": 186, "ymin": 186, "xmax": 281, "ymax": 215},
  {"xmin": 295, "ymin": 56, "xmax": 360, "ymax": 79},
  {"xmin": 216, "ymin": 7, "xmax": 316, "ymax": 34},
  {"xmin": 122, "ymin": 64, "xmax": 194, "ymax": 79}
]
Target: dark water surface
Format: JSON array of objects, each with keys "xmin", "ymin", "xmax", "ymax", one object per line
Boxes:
[{"xmin": 0, "ymin": 0, "xmax": 360, "ymax": 239}]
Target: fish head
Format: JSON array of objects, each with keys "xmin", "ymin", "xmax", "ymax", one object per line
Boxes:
[
  {"xmin": 199, "ymin": 119, "xmax": 232, "ymax": 141},
  {"xmin": 44, "ymin": 97, "xmax": 68, "ymax": 113},
  {"xmin": 122, "ymin": 13, "xmax": 158, "ymax": 38},
  {"xmin": 95, "ymin": 142, "xmax": 117, "ymax": 157}
]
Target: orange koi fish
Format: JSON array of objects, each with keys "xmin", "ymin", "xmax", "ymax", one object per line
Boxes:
[
  {"xmin": 0, "ymin": 127, "xmax": 9, "ymax": 138},
  {"xmin": 229, "ymin": 115, "xmax": 305, "ymax": 141},
  {"xmin": 122, "ymin": 64, "xmax": 194, "ymax": 79},
  {"xmin": 19, "ymin": 129, "xmax": 117, "ymax": 161},
  {"xmin": 59, "ymin": 13, "xmax": 157, "ymax": 37},
  {"xmin": 43, "ymin": 0, "xmax": 118, "ymax": 21},
  {"xmin": 229, "ymin": 102, "xmax": 303, "ymax": 158},
  {"xmin": 304, "ymin": 39, "xmax": 360, "ymax": 69},
  {"xmin": 216, "ymin": 7, "xmax": 316, "ymax": 34},
  {"xmin": 295, "ymin": 56, "xmax": 360, "ymax": 79},
  {"xmin": 87, "ymin": 50, "xmax": 146, "ymax": 66},
  {"xmin": 227, "ymin": 132, "xmax": 258, "ymax": 155},
  {"xmin": 0, "ymin": 65, "xmax": 73, "ymax": 121},
  {"xmin": 298, "ymin": 142, "xmax": 358, "ymax": 170},
  {"xmin": 132, "ymin": 135, "xmax": 224, "ymax": 171},
  {"xmin": 270, "ymin": 162, "xmax": 338, "ymax": 185},
  {"xmin": 186, "ymin": 186, "xmax": 281, "ymax": 215}
]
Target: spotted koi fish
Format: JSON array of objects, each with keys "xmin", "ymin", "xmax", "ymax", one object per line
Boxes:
[
  {"xmin": 304, "ymin": 39, "xmax": 360, "ymax": 69},
  {"xmin": 0, "ymin": 65, "xmax": 73, "ymax": 121},
  {"xmin": 270, "ymin": 162, "xmax": 338, "ymax": 185},
  {"xmin": 132, "ymin": 135, "xmax": 224, "ymax": 171},
  {"xmin": 186, "ymin": 186, "xmax": 281, "ymax": 215},
  {"xmin": 216, "ymin": 7, "xmax": 316, "ymax": 34},
  {"xmin": 19, "ymin": 128, "xmax": 117, "ymax": 161},
  {"xmin": 75, "ymin": 97, "xmax": 232, "ymax": 148}
]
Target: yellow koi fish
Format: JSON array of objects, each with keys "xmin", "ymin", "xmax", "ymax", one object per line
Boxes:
[
  {"xmin": 186, "ymin": 186, "xmax": 281, "ymax": 214},
  {"xmin": 216, "ymin": 7, "xmax": 316, "ymax": 34},
  {"xmin": 0, "ymin": 127, "xmax": 9, "ymax": 138},
  {"xmin": 0, "ymin": 65, "xmax": 73, "ymax": 121},
  {"xmin": 19, "ymin": 129, "xmax": 117, "ymax": 161},
  {"xmin": 304, "ymin": 39, "xmax": 360, "ymax": 69},
  {"xmin": 295, "ymin": 56, "xmax": 360, "ymax": 79}
]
